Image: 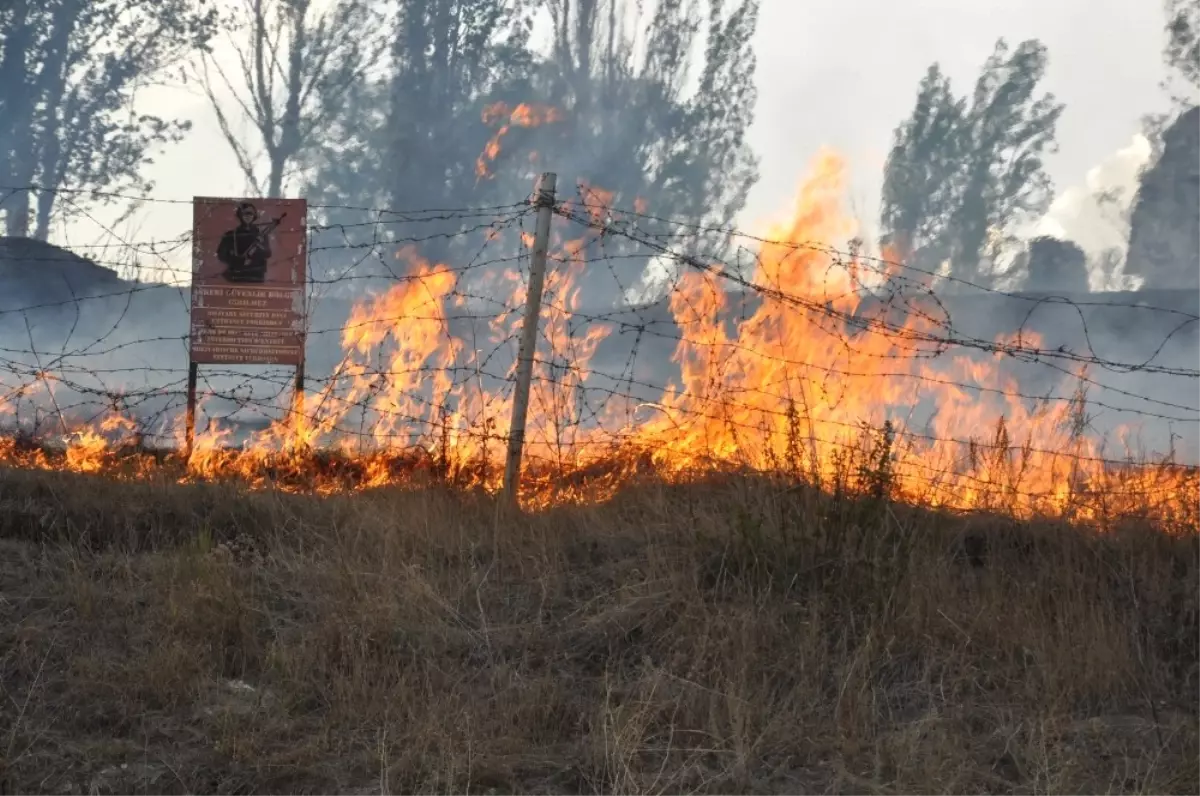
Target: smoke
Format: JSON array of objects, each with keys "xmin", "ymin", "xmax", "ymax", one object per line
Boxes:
[
  {"xmin": 926, "ymin": 132, "xmax": 1200, "ymax": 466},
  {"xmin": 2, "ymin": 14, "xmax": 1194, "ymax": 474},
  {"xmin": 1035, "ymin": 133, "xmax": 1153, "ymax": 291}
]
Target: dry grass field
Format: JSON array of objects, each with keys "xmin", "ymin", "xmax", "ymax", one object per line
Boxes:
[{"xmin": 0, "ymin": 464, "xmax": 1195, "ymax": 794}]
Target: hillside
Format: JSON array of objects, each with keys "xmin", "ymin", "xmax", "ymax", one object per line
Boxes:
[
  {"xmin": 0, "ymin": 237, "xmax": 128, "ymax": 309},
  {"xmin": 0, "ymin": 467, "xmax": 1194, "ymax": 794}
]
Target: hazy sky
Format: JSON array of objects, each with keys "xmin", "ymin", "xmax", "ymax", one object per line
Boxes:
[
  {"xmin": 745, "ymin": 0, "xmax": 1174, "ymax": 231},
  {"xmin": 67, "ymin": 0, "xmax": 1178, "ymax": 278}
]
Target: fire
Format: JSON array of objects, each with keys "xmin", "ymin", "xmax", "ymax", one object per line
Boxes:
[
  {"xmin": 592, "ymin": 152, "xmax": 1196, "ymax": 523},
  {"xmin": 0, "ymin": 151, "xmax": 1195, "ymax": 530},
  {"xmin": 476, "ymin": 102, "xmax": 565, "ymax": 180}
]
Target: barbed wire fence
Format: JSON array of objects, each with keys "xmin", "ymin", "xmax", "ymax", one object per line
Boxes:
[{"xmin": 0, "ymin": 177, "xmax": 1196, "ymax": 522}]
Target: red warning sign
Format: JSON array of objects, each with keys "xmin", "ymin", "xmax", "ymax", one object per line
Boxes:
[{"xmin": 189, "ymin": 197, "xmax": 307, "ymax": 365}]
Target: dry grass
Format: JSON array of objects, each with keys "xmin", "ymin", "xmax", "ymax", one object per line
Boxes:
[{"xmin": 0, "ymin": 466, "xmax": 1194, "ymax": 794}]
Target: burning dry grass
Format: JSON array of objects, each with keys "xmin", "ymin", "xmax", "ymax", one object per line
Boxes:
[
  {"xmin": 3, "ymin": 150, "xmax": 1196, "ymax": 530},
  {"xmin": 0, "ymin": 465, "xmax": 1195, "ymax": 794}
]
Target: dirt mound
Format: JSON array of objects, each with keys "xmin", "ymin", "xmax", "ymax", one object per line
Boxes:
[{"xmin": 0, "ymin": 237, "xmax": 128, "ymax": 313}]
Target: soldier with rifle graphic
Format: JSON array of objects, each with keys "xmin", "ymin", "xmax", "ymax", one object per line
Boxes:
[{"xmin": 216, "ymin": 202, "xmax": 286, "ymax": 283}]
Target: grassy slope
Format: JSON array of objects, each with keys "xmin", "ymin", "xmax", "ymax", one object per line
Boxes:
[{"xmin": 0, "ymin": 467, "xmax": 1195, "ymax": 794}]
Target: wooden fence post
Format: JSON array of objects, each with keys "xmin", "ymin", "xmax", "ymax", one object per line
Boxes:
[{"xmin": 502, "ymin": 172, "xmax": 558, "ymax": 504}]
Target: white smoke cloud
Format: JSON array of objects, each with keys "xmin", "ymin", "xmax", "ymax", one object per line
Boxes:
[{"xmin": 1035, "ymin": 133, "xmax": 1154, "ymax": 290}]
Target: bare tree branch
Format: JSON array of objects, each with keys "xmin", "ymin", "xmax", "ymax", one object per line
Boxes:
[
  {"xmin": 199, "ymin": 53, "xmax": 265, "ymax": 194},
  {"xmin": 191, "ymin": 0, "xmax": 383, "ymax": 197}
]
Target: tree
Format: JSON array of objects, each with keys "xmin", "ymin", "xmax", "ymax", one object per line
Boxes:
[
  {"xmin": 1163, "ymin": 0, "xmax": 1200, "ymax": 98},
  {"xmin": 541, "ymin": 0, "xmax": 759, "ymax": 224},
  {"xmin": 1126, "ymin": 4, "xmax": 1200, "ymax": 291},
  {"xmin": 194, "ymin": 0, "xmax": 387, "ymax": 198},
  {"xmin": 1139, "ymin": 0, "xmax": 1200, "ymax": 163},
  {"xmin": 880, "ymin": 39, "xmax": 1064, "ymax": 289},
  {"xmin": 501, "ymin": 0, "xmax": 761, "ymax": 306},
  {"xmin": 1021, "ymin": 236, "xmax": 1089, "ymax": 294},
  {"xmin": 878, "ymin": 65, "xmax": 965, "ymax": 270},
  {"xmin": 301, "ymin": 0, "xmax": 761, "ymax": 306},
  {"xmin": 1125, "ymin": 106, "xmax": 1200, "ymax": 289},
  {"xmin": 299, "ymin": 0, "xmax": 536, "ymax": 278},
  {"xmin": 378, "ymin": 0, "xmax": 535, "ymax": 212},
  {"xmin": 0, "ymin": 0, "xmax": 218, "ymax": 239}
]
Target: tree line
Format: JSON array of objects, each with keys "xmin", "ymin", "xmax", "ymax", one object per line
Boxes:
[{"xmin": 0, "ymin": 0, "xmax": 1195, "ymax": 297}]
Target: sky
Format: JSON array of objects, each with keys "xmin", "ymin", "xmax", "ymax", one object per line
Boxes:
[
  {"xmin": 745, "ymin": 0, "xmax": 1171, "ymax": 232},
  {"xmin": 62, "ymin": 0, "xmax": 1179, "ymax": 284}
]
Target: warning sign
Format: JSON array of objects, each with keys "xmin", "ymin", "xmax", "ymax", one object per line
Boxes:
[{"xmin": 189, "ymin": 197, "xmax": 307, "ymax": 365}]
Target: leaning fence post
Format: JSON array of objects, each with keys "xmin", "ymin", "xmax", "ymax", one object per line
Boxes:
[{"xmin": 502, "ymin": 172, "xmax": 558, "ymax": 504}]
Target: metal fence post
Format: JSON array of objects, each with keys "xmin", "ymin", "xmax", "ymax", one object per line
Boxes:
[{"xmin": 502, "ymin": 172, "xmax": 557, "ymax": 504}]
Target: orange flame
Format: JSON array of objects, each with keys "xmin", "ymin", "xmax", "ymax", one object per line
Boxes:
[
  {"xmin": 0, "ymin": 151, "xmax": 1194, "ymax": 529},
  {"xmin": 475, "ymin": 102, "xmax": 565, "ymax": 180}
]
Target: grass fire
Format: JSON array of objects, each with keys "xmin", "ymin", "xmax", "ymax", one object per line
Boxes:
[
  {"xmin": 0, "ymin": 157, "xmax": 1195, "ymax": 793},
  {"xmin": 0, "ymin": 154, "xmax": 1195, "ymax": 530},
  {"xmin": 0, "ymin": 99, "xmax": 1196, "ymax": 796}
]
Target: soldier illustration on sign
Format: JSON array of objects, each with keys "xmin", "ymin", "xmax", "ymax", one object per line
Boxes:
[{"xmin": 216, "ymin": 202, "xmax": 286, "ymax": 283}]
